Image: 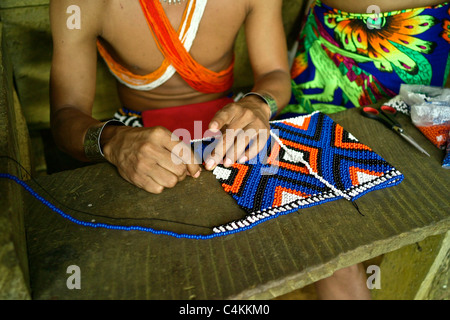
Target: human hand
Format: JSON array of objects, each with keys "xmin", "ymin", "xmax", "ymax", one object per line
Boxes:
[
  {"xmin": 102, "ymin": 126, "xmax": 201, "ymax": 194},
  {"xmin": 204, "ymin": 96, "xmax": 272, "ymax": 170}
]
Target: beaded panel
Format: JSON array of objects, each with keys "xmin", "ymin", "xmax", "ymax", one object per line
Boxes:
[{"xmin": 193, "ymin": 112, "xmax": 404, "ymax": 235}]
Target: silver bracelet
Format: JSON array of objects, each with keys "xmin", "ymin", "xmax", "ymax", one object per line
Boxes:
[
  {"xmin": 84, "ymin": 119, "xmax": 125, "ymax": 162},
  {"xmin": 242, "ymin": 92, "xmax": 278, "ymax": 118}
]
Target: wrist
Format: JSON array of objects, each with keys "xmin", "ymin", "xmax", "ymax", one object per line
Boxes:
[
  {"xmin": 83, "ymin": 119, "xmax": 125, "ymax": 162},
  {"xmin": 242, "ymin": 92, "xmax": 278, "ymax": 119}
]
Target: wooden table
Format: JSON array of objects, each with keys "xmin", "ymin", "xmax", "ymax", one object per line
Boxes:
[{"xmin": 23, "ymin": 107, "xmax": 450, "ymax": 300}]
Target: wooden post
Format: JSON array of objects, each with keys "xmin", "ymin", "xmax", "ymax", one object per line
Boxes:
[
  {"xmin": 372, "ymin": 231, "xmax": 450, "ymax": 300},
  {"xmin": 0, "ymin": 22, "xmax": 32, "ymax": 300}
]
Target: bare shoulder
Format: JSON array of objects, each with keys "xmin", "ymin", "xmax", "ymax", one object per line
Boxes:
[{"xmin": 49, "ymin": 0, "xmax": 109, "ymax": 39}]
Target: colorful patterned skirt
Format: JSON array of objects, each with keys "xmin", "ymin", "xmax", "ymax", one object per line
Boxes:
[{"xmin": 281, "ymin": 0, "xmax": 450, "ymax": 117}]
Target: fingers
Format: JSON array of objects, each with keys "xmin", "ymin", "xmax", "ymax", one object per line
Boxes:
[
  {"xmin": 225, "ymin": 130, "xmax": 253, "ymax": 165},
  {"xmin": 207, "ymin": 129, "xmax": 253, "ymax": 169},
  {"xmin": 118, "ymin": 154, "xmax": 187, "ymax": 193},
  {"xmin": 241, "ymin": 133, "xmax": 269, "ymax": 164},
  {"xmin": 118, "ymin": 167, "xmax": 164, "ymax": 194},
  {"xmin": 165, "ymin": 135, "xmax": 202, "ymax": 178},
  {"xmin": 204, "ymin": 128, "xmax": 239, "ymax": 170},
  {"xmin": 205, "ymin": 128, "xmax": 269, "ymax": 170},
  {"xmin": 111, "ymin": 126, "xmax": 202, "ymax": 194},
  {"xmin": 230, "ymin": 128, "xmax": 271, "ymax": 164},
  {"xmin": 205, "ymin": 104, "xmax": 271, "ymax": 170},
  {"xmin": 146, "ymin": 129, "xmax": 202, "ymax": 190},
  {"xmin": 209, "ymin": 102, "xmax": 254, "ymax": 132},
  {"xmin": 209, "ymin": 106, "xmax": 234, "ymax": 132}
]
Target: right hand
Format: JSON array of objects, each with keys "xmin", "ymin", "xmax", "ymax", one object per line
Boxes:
[{"xmin": 102, "ymin": 126, "xmax": 202, "ymax": 194}]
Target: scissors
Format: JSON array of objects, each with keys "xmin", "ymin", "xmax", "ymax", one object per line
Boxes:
[{"xmin": 361, "ymin": 105, "xmax": 430, "ymax": 157}]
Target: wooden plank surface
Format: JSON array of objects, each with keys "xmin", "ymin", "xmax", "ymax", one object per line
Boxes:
[
  {"xmin": 22, "ymin": 107, "xmax": 450, "ymax": 300},
  {"xmin": 0, "ymin": 22, "xmax": 31, "ymax": 299}
]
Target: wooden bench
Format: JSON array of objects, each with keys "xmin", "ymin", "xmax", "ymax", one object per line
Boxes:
[{"xmin": 21, "ymin": 107, "xmax": 450, "ymax": 300}]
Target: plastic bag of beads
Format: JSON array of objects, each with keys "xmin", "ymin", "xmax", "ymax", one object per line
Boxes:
[
  {"xmin": 383, "ymin": 95, "xmax": 411, "ymax": 115},
  {"xmin": 410, "ymin": 102, "xmax": 450, "ymax": 149},
  {"xmin": 399, "ymin": 84, "xmax": 450, "ymax": 106},
  {"xmin": 398, "ymin": 84, "xmax": 450, "ymax": 150}
]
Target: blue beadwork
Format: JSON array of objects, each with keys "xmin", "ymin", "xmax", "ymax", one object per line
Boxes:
[{"xmin": 0, "ymin": 112, "xmax": 404, "ymax": 239}]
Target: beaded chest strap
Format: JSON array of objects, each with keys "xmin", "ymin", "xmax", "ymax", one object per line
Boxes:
[{"xmin": 193, "ymin": 111, "xmax": 404, "ymax": 235}]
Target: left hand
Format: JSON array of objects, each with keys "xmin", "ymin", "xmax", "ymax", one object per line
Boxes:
[{"xmin": 204, "ymin": 96, "xmax": 272, "ymax": 170}]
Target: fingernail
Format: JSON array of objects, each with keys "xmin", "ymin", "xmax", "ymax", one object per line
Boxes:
[
  {"xmin": 224, "ymin": 158, "xmax": 233, "ymax": 167},
  {"xmin": 238, "ymin": 156, "xmax": 248, "ymax": 164},
  {"xmin": 209, "ymin": 121, "xmax": 219, "ymax": 132},
  {"xmin": 205, "ymin": 158, "xmax": 216, "ymax": 170}
]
